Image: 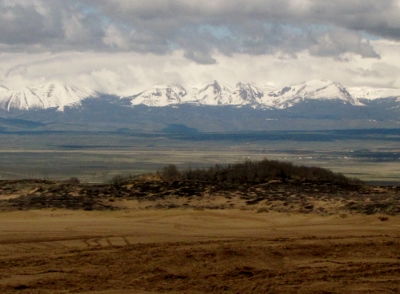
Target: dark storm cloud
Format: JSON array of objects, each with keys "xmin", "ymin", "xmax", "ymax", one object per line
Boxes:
[
  {"xmin": 307, "ymin": 29, "xmax": 381, "ymax": 59},
  {"xmin": 0, "ymin": 1, "xmax": 60, "ymax": 45},
  {"xmin": 0, "ymin": 0, "xmax": 106, "ymax": 51},
  {"xmin": 0, "ymin": 0, "xmax": 399, "ymax": 62}
]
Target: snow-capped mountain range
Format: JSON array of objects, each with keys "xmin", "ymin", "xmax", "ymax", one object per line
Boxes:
[
  {"xmin": 126, "ymin": 79, "xmax": 400, "ymax": 109},
  {"xmin": 267, "ymin": 79, "xmax": 363, "ymax": 108},
  {"xmin": 347, "ymin": 87, "xmax": 400, "ymax": 100},
  {"xmin": 0, "ymin": 83, "xmax": 97, "ymax": 111},
  {"xmin": 1, "ymin": 79, "xmax": 400, "ymax": 111}
]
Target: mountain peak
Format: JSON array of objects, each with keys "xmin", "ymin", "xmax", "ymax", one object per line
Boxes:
[
  {"xmin": 130, "ymin": 83, "xmax": 192, "ymax": 107},
  {"xmin": 267, "ymin": 79, "xmax": 361, "ymax": 108},
  {"xmin": 234, "ymin": 82, "xmax": 264, "ymax": 105},
  {"xmin": 200, "ymin": 80, "xmax": 232, "ymax": 91},
  {"xmin": 195, "ymin": 80, "xmax": 236, "ymax": 105}
]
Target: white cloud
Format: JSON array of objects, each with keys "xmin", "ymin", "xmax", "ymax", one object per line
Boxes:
[
  {"xmin": 102, "ymin": 25, "xmax": 128, "ymax": 50},
  {"xmin": 1, "ymin": 43, "xmax": 400, "ymax": 96},
  {"xmin": 1, "ymin": 1, "xmax": 400, "ymax": 92}
]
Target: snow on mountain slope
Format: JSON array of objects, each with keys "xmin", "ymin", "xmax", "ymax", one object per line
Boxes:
[
  {"xmin": 4, "ymin": 79, "xmax": 396, "ymax": 112},
  {"xmin": 268, "ymin": 79, "xmax": 362, "ymax": 108},
  {"xmin": 129, "ymin": 84, "xmax": 194, "ymax": 107},
  {"xmin": 262, "ymin": 84, "xmax": 277, "ymax": 93},
  {"xmin": 126, "ymin": 80, "xmax": 371, "ymax": 109},
  {"xmin": 195, "ymin": 80, "xmax": 238, "ymax": 106},
  {"xmin": 192, "ymin": 81, "xmax": 268, "ymax": 107},
  {"xmin": 348, "ymin": 87, "xmax": 400, "ymax": 100},
  {"xmin": 0, "ymin": 83, "xmax": 97, "ymax": 111},
  {"xmin": 233, "ymin": 82, "xmax": 265, "ymax": 107}
]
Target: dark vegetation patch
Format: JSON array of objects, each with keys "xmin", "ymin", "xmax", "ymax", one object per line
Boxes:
[
  {"xmin": 0, "ymin": 159, "xmax": 399, "ymax": 215},
  {"xmin": 158, "ymin": 159, "xmax": 361, "ymax": 185}
]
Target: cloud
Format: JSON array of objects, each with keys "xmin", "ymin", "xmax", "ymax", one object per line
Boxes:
[
  {"xmin": 1, "ymin": 1, "xmax": 400, "ymax": 92},
  {"xmin": 1, "ymin": 44, "xmax": 399, "ymax": 96},
  {"xmin": 0, "ymin": 0, "xmax": 110, "ymax": 52},
  {"xmin": 0, "ymin": 0, "xmax": 58, "ymax": 46},
  {"xmin": 183, "ymin": 50, "xmax": 217, "ymax": 65},
  {"xmin": 0, "ymin": 0, "xmax": 395, "ymax": 62},
  {"xmin": 308, "ymin": 29, "xmax": 380, "ymax": 58},
  {"xmin": 88, "ymin": 0, "xmax": 387, "ymax": 60}
]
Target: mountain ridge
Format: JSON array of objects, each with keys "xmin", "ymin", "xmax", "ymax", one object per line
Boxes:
[
  {"xmin": 0, "ymin": 82, "xmax": 97, "ymax": 111},
  {"xmin": 125, "ymin": 79, "xmax": 367, "ymax": 110},
  {"xmin": 1, "ymin": 79, "xmax": 400, "ymax": 111}
]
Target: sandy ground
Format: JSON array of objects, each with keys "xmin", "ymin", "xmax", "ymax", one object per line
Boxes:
[{"xmin": 0, "ymin": 209, "xmax": 400, "ymax": 293}]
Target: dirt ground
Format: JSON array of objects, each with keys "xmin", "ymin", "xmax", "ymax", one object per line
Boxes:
[{"xmin": 0, "ymin": 209, "xmax": 400, "ymax": 293}]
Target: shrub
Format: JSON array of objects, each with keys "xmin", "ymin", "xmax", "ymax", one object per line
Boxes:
[{"xmin": 159, "ymin": 164, "xmax": 181, "ymax": 181}]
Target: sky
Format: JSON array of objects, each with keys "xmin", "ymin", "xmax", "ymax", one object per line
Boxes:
[{"xmin": 1, "ymin": 0, "xmax": 400, "ymax": 96}]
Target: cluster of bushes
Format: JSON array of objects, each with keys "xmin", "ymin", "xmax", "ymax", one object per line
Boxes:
[{"xmin": 159, "ymin": 159, "xmax": 362, "ymax": 185}]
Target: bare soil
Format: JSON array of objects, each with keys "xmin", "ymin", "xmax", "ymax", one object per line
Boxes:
[{"xmin": 0, "ymin": 179, "xmax": 400, "ymax": 293}]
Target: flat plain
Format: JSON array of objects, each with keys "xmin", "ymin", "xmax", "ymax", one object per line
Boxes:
[{"xmin": 1, "ymin": 129, "xmax": 400, "ymax": 183}]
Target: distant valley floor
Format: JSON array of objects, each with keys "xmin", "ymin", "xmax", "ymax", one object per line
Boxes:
[{"xmin": 0, "ymin": 129, "xmax": 400, "ymax": 183}]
